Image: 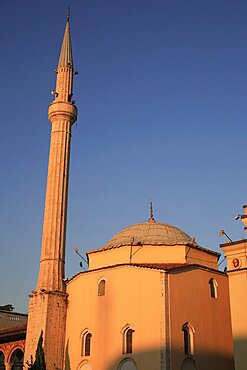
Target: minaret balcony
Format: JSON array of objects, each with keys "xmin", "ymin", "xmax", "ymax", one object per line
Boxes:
[{"xmin": 48, "ymin": 101, "xmax": 77, "ymax": 124}]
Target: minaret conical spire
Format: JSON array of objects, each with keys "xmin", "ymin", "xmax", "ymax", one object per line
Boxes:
[{"xmin": 58, "ymin": 7, "xmax": 73, "ymax": 68}]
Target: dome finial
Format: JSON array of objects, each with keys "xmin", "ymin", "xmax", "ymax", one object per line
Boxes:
[
  {"xmin": 67, "ymin": 5, "xmax": 70, "ymax": 22},
  {"xmin": 149, "ymin": 201, "xmax": 155, "ymax": 222}
]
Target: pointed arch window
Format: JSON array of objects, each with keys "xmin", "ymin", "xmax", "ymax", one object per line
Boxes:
[
  {"xmin": 118, "ymin": 358, "xmax": 137, "ymax": 370},
  {"xmin": 10, "ymin": 348, "xmax": 24, "ymax": 370},
  {"xmin": 182, "ymin": 323, "xmax": 195, "ymax": 356},
  {"xmin": 81, "ymin": 331, "xmax": 92, "ymax": 357},
  {"xmin": 0, "ymin": 351, "xmax": 5, "ymax": 370},
  {"xmin": 98, "ymin": 279, "xmax": 106, "ymax": 296},
  {"xmin": 122, "ymin": 326, "xmax": 135, "ymax": 354},
  {"xmin": 209, "ymin": 278, "xmax": 218, "ymax": 298}
]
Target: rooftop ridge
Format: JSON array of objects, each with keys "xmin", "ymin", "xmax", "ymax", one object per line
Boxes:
[{"xmin": 68, "ymin": 262, "xmax": 224, "ymax": 283}]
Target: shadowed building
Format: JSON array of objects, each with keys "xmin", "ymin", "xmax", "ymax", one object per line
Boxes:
[
  {"xmin": 0, "ymin": 311, "xmax": 27, "ymax": 370},
  {"xmin": 0, "ymin": 311, "xmax": 27, "ymax": 331}
]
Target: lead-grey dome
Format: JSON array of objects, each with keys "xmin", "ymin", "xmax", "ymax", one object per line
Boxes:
[{"xmin": 93, "ymin": 220, "xmax": 196, "ymax": 252}]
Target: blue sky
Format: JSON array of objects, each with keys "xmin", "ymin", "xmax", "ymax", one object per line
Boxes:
[{"xmin": 1, "ymin": 0, "xmax": 247, "ymax": 312}]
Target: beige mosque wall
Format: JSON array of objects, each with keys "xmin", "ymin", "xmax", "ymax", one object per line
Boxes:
[
  {"xmin": 227, "ymin": 270, "xmax": 247, "ymax": 370},
  {"xmin": 88, "ymin": 244, "xmax": 219, "ymax": 270},
  {"xmin": 88, "ymin": 245, "xmax": 186, "ymax": 270},
  {"xmin": 185, "ymin": 247, "xmax": 219, "ymax": 269},
  {"xmin": 221, "ymin": 240, "xmax": 247, "ymax": 370},
  {"xmin": 169, "ymin": 268, "xmax": 234, "ymax": 370},
  {"xmin": 65, "ymin": 266, "xmax": 165, "ymax": 370}
]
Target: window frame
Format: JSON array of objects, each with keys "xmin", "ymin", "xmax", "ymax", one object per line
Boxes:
[
  {"xmin": 98, "ymin": 278, "xmax": 106, "ymax": 296},
  {"xmin": 182, "ymin": 322, "xmax": 195, "ymax": 356},
  {"xmin": 209, "ymin": 278, "xmax": 218, "ymax": 298},
  {"xmin": 0, "ymin": 351, "xmax": 5, "ymax": 370},
  {"xmin": 121, "ymin": 325, "xmax": 135, "ymax": 354},
  {"xmin": 81, "ymin": 330, "xmax": 92, "ymax": 357}
]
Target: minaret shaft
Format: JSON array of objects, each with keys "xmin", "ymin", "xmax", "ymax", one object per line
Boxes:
[{"xmin": 37, "ymin": 118, "xmax": 72, "ymax": 292}]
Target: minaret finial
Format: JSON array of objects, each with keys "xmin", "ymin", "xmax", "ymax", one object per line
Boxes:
[
  {"xmin": 67, "ymin": 5, "xmax": 70, "ymax": 22},
  {"xmin": 149, "ymin": 201, "xmax": 155, "ymax": 222}
]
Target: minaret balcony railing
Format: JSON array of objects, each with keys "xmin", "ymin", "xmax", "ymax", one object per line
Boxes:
[{"xmin": 48, "ymin": 101, "xmax": 77, "ymax": 124}]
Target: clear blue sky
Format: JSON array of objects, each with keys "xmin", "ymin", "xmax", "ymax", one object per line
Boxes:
[{"xmin": 1, "ymin": 0, "xmax": 247, "ymax": 312}]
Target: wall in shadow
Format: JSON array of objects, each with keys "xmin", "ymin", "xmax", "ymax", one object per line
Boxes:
[
  {"xmin": 105, "ymin": 345, "xmax": 235, "ymax": 370},
  {"xmin": 64, "ymin": 340, "xmax": 71, "ymax": 370},
  {"xmin": 233, "ymin": 338, "xmax": 247, "ymax": 370}
]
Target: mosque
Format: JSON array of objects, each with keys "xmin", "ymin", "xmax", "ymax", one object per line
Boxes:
[{"xmin": 0, "ymin": 10, "xmax": 247, "ymax": 370}]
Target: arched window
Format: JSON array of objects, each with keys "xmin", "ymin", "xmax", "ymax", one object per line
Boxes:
[
  {"xmin": 78, "ymin": 363, "xmax": 92, "ymax": 370},
  {"xmin": 10, "ymin": 349, "xmax": 24, "ymax": 370},
  {"xmin": 98, "ymin": 279, "xmax": 106, "ymax": 296},
  {"xmin": 81, "ymin": 331, "xmax": 92, "ymax": 357},
  {"xmin": 85, "ymin": 333, "xmax": 92, "ymax": 356},
  {"xmin": 122, "ymin": 326, "xmax": 135, "ymax": 354},
  {"xmin": 209, "ymin": 278, "xmax": 218, "ymax": 298},
  {"xmin": 182, "ymin": 323, "xmax": 195, "ymax": 356},
  {"xmin": 181, "ymin": 358, "xmax": 197, "ymax": 370},
  {"xmin": 118, "ymin": 358, "xmax": 137, "ymax": 370},
  {"xmin": 0, "ymin": 351, "xmax": 5, "ymax": 370}
]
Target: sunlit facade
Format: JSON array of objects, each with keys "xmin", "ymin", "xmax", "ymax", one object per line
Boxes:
[
  {"xmin": 64, "ymin": 219, "xmax": 234, "ymax": 370},
  {"xmin": 221, "ymin": 207, "xmax": 247, "ymax": 370},
  {"xmin": 1, "ymin": 7, "xmax": 245, "ymax": 370}
]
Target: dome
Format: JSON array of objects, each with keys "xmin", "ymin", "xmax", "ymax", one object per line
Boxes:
[{"xmin": 93, "ymin": 220, "xmax": 196, "ymax": 252}]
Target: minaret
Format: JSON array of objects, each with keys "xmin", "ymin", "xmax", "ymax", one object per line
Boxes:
[{"xmin": 24, "ymin": 10, "xmax": 77, "ymax": 370}]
